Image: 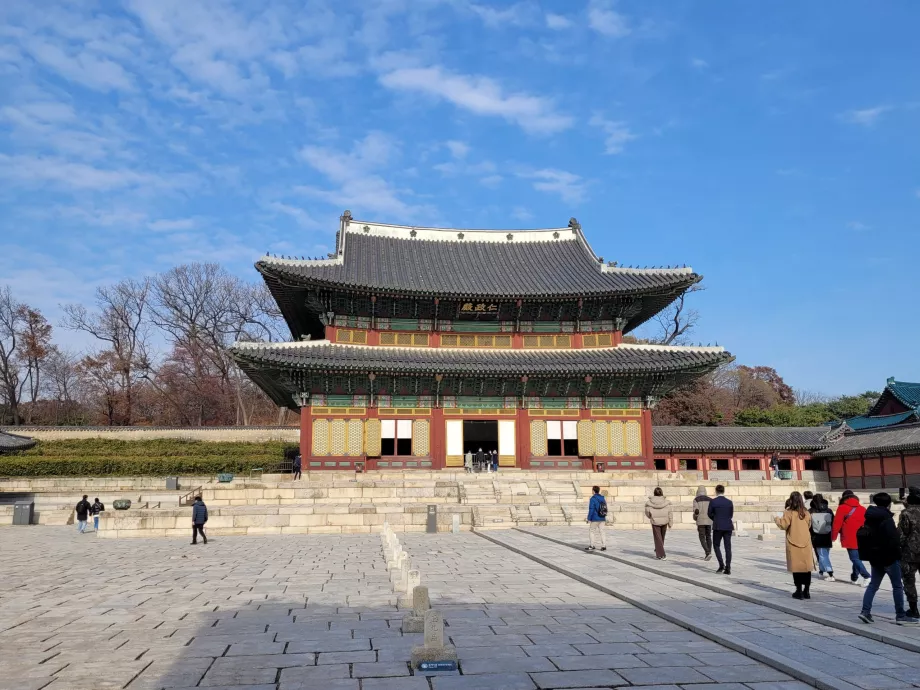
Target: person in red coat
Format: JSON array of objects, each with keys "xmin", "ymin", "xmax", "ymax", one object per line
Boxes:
[{"xmin": 831, "ymin": 490, "xmax": 870, "ymax": 586}]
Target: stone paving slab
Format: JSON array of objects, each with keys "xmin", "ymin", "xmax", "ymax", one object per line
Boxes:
[
  {"xmin": 1, "ymin": 526, "xmax": 918, "ymax": 690},
  {"xmin": 483, "ymin": 529, "xmax": 920, "ymax": 690}
]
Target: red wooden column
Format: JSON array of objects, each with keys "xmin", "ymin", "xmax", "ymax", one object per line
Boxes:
[
  {"xmin": 516, "ymin": 407, "xmax": 530, "ymax": 469},
  {"xmin": 299, "ymin": 407, "xmax": 312, "ymax": 462},
  {"xmin": 431, "ymin": 407, "xmax": 445, "ymax": 470},
  {"xmin": 641, "ymin": 409, "xmax": 655, "ymax": 464}
]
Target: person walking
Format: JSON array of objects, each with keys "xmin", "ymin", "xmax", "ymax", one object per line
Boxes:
[
  {"xmin": 292, "ymin": 453, "xmax": 302, "ymax": 481},
  {"xmin": 491, "ymin": 450, "xmax": 499, "ymax": 473},
  {"xmin": 645, "ymin": 487, "xmax": 673, "ymax": 560},
  {"xmin": 585, "ymin": 485, "xmax": 608, "ymax": 551},
  {"xmin": 898, "ymin": 487, "xmax": 920, "ymax": 620},
  {"xmin": 692, "ymin": 485, "xmax": 713, "ymax": 561},
  {"xmin": 191, "ymin": 496, "xmax": 208, "ymax": 545},
  {"xmin": 708, "ymin": 484, "xmax": 734, "ymax": 574},
  {"xmin": 831, "ymin": 490, "xmax": 870, "ymax": 587},
  {"xmin": 809, "ymin": 493, "xmax": 835, "ymax": 581},
  {"xmin": 91, "ymin": 497, "xmax": 105, "ymax": 532},
  {"xmin": 464, "ymin": 450, "xmax": 473, "ymax": 473},
  {"xmin": 75, "ymin": 495, "xmax": 92, "ymax": 534},
  {"xmin": 770, "ymin": 452, "xmax": 781, "ymax": 480},
  {"xmin": 858, "ymin": 492, "xmax": 918, "ymax": 625},
  {"xmin": 775, "ymin": 491, "xmax": 815, "ymax": 599}
]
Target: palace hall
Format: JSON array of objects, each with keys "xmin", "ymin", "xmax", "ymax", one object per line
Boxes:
[{"xmin": 231, "ymin": 212, "xmax": 732, "ymax": 471}]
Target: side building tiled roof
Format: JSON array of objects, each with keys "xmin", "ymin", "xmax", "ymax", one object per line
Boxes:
[
  {"xmin": 653, "ymin": 426, "xmax": 830, "ymax": 452},
  {"xmin": 868, "ymin": 380, "xmax": 920, "ymax": 415},
  {"xmin": 257, "ymin": 220, "xmax": 700, "ymax": 300},
  {"xmin": 815, "ymin": 423, "xmax": 920, "ymax": 459},
  {"xmin": 839, "ymin": 410, "xmax": 920, "ymax": 432},
  {"xmin": 0, "ymin": 430, "xmax": 37, "ymax": 453}
]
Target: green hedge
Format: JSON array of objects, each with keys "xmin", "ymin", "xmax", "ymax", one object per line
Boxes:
[{"xmin": 0, "ymin": 439, "xmax": 295, "ymax": 476}]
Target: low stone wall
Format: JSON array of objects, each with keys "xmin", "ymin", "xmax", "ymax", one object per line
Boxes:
[
  {"xmin": 0, "ymin": 425, "xmax": 299, "ymax": 442},
  {"xmin": 97, "ymin": 503, "xmax": 474, "ymax": 539}
]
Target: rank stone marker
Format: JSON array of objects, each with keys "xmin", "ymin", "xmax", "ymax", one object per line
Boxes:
[
  {"xmin": 411, "ymin": 609, "xmax": 457, "ymax": 671},
  {"xmin": 758, "ymin": 523, "xmax": 777, "ymax": 541},
  {"xmin": 402, "ymin": 583, "xmax": 430, "ymax": 633}
]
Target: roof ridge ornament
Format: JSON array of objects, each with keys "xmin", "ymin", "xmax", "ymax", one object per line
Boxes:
[
  {"xmin": 506, "ymin": 233, "xmax": 513, "ymax": 241},
  {"xmin": 568, "ymin": 217, "xmax": 581, "ymax": 231},
  {"xmin": 457, "ymin": 232, "xmax": 465, "ymax": 240}
]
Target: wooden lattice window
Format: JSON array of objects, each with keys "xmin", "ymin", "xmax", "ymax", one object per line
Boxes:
[
  {"xmin": 336, "ymin": 329, "xmax": 368, "ymax": 344},
  {"xmin": 441, "ymin": 334, "xmax": 512, "ymax": 348},
  {"xmin": 583, "ymin": 333, "xmax": 613, "ymax": 348},
  {"xmin": 523, "ymin": 334, "xmax": 572, "ymax": 349},
  {"xmin": 380, "ymin": 332, "xmax": 429, "ymax": 347}
]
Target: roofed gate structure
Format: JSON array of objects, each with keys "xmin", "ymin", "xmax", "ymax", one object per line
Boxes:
[{"xmin": 231, "ymin": 212, "xmax": 732, "ymax": 471}]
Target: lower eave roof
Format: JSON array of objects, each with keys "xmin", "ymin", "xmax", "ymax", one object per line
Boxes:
[
  {"xmin": 652, "ymin": 426, "xmax": 830, "ymax": 452},
  {"xmin": 814, "ymin": 423, "xmax": 920, "ymax": 458},
  {"xmin": 229, "ymin": 341, "xmax": 733, "ymax": 377}
]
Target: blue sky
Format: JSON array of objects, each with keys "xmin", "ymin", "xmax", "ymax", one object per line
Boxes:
[{"xmin": 0, "ymin": 0, "xmax": 917, "ymax": 398}]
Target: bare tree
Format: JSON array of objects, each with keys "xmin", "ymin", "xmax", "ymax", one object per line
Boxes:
[
  {"xmin": 0, "ymin": 286, "xmax": 25, "ymax": 424},
  {"xmin": 62, "ymin": 278, "xmax": 151, "ymax": 425},
  {"xmin": 651, "ymin": 283, "xmax": 705, "ymax": 345},
  {"xmin": 43, "ymin": 348, "xmax": 86, "ymax": 425},
  {"xmin": 15, "ymin": 306, "xmax": 53, "ymax": 423}
]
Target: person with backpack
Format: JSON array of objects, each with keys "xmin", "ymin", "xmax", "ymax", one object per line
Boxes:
[
  {"xmin": 75, "ymin": 495, "xmax": 92, "ymax": 534},
  {"xmin": 775, "ymin": 491, "xmax": 815, "ymax": 599},
  {"xmin": 831, "ymin": 490, "xmax": 870, "ymax": 587},
  {"xmin": 585, "ymin": 485, "xmax": 607, "ymax": 551},
  {"xmin": 645, "ymin": 487, "xmax": 673, "ymax": 560},
  {"xmin": 809, "ymin": 493, "xmax": 835, "ymax": 581},
  {"xmin": 692, "ymin": 485, "xmax": 713, "ymax": 561},
  {"xmin": 770, "ymin": 452, "xmax": 781, "ymax": 480},
  {"xmin": 91, "ymin": 497, "xmax": 105, "ymax": 532},
  {"xmin": 858, "ymin": 492, "xmax": 918, "ymax": 625},
  {"xmin": 292, "ymin": 453, "xmax": 302, "ymax": 481},
  {"xmin": 898, "ymin": 487, "xmax": 920, "ymax": 620}
]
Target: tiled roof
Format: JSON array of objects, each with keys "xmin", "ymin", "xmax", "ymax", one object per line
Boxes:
[
  {"xmin": 0, "ymin": 430, "xmax": 36, "ymax": 452},
  {"xmin": 653, "ymin": 426, "xmax": 830, "ymax": 452},
  {"xmin": 230, "ymin": 341, "xmax": 732, "ymax": 377},
  {"xmin": 257, "ymin": 219, "xmax": 700, "ymax": 300},
  {"xmin": 868, "ymin": 380, "xmax": 920, "ymax": 415},
  {"xmin": 815, "ymin": 423, "xmax": 920, "ymax": 458},
  {"xmin": 841, "ymin": 410, "xmax": 919, "ymax": 431}
]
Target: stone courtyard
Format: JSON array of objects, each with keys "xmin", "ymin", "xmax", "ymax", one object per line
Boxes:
[{"xmin": 1, "ymin": 525, "xmax": 919, "ymax": 690}]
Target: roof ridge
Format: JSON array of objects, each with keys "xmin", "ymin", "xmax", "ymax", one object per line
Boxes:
[{"xmin": 618, "ymin": 343, "xmax": 726, "ymax": 354}]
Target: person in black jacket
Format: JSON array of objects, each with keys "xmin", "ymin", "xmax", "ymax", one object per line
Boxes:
[
  {"xmin": 858, "ymin": 493, "xmax": 917, "ymax": 625},
  {"xmin": 75, "ymin": 495, "xmax": 91, "ymax": 534},
  {"xmin": 191, "ymin": 496, "xmax": 208, "ymax": 545},
  {"xmin": 708, "ymin": 485, "xmax": 734, "ymax": 574},
  {"xmin": 91, "ymin": 498, "xmax": 105, "ymax": 532}
]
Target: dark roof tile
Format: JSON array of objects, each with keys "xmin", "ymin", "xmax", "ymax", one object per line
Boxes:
[
  {"xmin": 815, "ymin": 423, "xmax": 920, "ymax": 458},
  {"xmin": 652, "ymin": 426, "xmax": 829, "ymax": 452}
]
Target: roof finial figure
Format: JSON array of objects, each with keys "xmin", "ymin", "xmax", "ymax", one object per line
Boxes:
[
  {"xmin": 568, "ymin": 217, "xmax": 581, "ymax": 231},
  {"xmin": 341, "ymin": 210, "xmax": 352, "ymax": 221}
]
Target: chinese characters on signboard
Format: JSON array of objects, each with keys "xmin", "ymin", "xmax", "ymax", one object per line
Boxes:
[{"xmin": 460, "ymin": 302, "xmax": 498, "ymax": 313}]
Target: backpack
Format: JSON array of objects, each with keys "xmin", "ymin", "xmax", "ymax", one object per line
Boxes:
[
  {"xmin": 856, "ymin": 523, "xmax": 875, "ymax": 562},
  {"xmin": 597, "ymin": 497, "xmax": 608, "ymax": 519},
  {"xmin": 811, "ymin": 512, "xmax": 833, "ymax": 535}
]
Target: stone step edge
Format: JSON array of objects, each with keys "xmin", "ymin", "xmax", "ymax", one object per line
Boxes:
[
  {"xmin": 518, "ymin": 527, "xmax": 920, "ymax": 656},
  {"xmin": 477, "ymin": 530, "xmax": 860, "ymax": 690}
]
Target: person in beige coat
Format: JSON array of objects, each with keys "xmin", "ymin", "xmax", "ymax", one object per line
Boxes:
[
  {"xmin": 645, "ymin": 487, "xmax": 674, "ymax": 560},
  {"xmin": 775, "ymin": 491, "xmax": 815, "ymax": 599}
]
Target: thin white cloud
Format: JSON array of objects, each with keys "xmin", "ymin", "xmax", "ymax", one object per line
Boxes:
[
  {"xmin": 379, "ymin": 66, "xmax": 573, "ymax": 134},
  {"xmin": 590, "ymin": 115, "xmax": 638, "ymax": 154},
  {"xmin": 19, "ymin": 37, "xmax": 135, "ymax": 93},
  {"xmin": 691, "ymin": 57, "xmax": 708, "ymax": 69},
  {"xmin": 0, "ymin": 154, "xmax": 184, "ymax": 192},
  {"xmin": 468, "ymin": 2, "xmax": 537, "ymax": 28},
  {"xmin": 148, "ymin": 218, "xmax": 200, "ymax": 232},
  {"xmin": 517, "ymin": 168, "xmax": 587, "ymax": 204},
  {"xmin": 265, "ymin": 202, "xmax": 318, "ymax": 230},
  {"xmin": 588, "ymin": 0, "xmax": 631, "ymax": 38},
  {"xmin": 545, "ymin": 13, "xmax": 573, "ymax": 30},
  {"xmin": 839, "ymin": 106, "xmax": 892, "ymax": 127},
  {"xmin": 445, "ymin": 140, "xmax": 470, "ymax": 159},
  {"xmin": 846, "ymin": 221, "xmax": 870, "ymax": 231},
  {"xmin": 298, "ymin": 132, "xmax": 429, "ymax": 220}
]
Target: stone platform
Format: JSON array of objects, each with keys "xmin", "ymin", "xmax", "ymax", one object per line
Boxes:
[{"xmin": 1, "ymin": 472, "xmax": 829, "ymax": 536}]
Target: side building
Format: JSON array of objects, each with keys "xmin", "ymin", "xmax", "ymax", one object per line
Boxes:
[{"xmin": 231, "ymin": 212, "xmax": 733, "ymax": 471}]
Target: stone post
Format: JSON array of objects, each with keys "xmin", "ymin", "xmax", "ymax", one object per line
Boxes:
[
  {"xmin": 399, "ymin": 570, "xmax": 422, "ymax": 609},
  {"xmin": 757, "ymin": 523, "xmax": 776, "ymax": 541},
  {"xmin": 402, "ymin": 583, "xmax": 429, "ymax": 631},
  {"xmin": 452, "ymin": 514, "xmax": 460, "ymax": 534},
  {"xmin": 734, "ymin": 520, "xmax": 748, "ymax": 537},
  {"xmin": 410, "ymin": 609, "xmax": 457, "ymax": 670}
]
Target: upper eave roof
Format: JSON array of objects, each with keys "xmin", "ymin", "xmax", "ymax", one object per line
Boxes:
[
  {"xmin": 257, "ymin": 218, "xmax": 700, "ymax": 300},
  {"xmin": 815, "ymin": 423, "xmax": 920, "ymax": 458},
  {"xmin": 229, "ymin": 341, "xmax": 732, "ymax": 377},
  {"xmin": 653, "ymin": 426, "xmax": 830, "ymax": 452}
]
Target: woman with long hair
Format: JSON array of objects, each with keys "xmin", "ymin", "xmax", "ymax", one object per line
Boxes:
[{"xmin": 775, "ymin": 491, "xmax": 815, "ymax": 599}]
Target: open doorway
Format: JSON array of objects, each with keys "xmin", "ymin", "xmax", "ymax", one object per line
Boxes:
[{"xmin": 463, "ymin": 420, "xmax": 498, "ymax": 455}]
